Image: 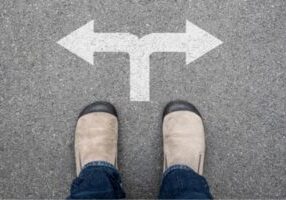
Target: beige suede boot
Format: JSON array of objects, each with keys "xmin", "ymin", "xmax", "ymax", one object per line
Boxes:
[
  {"xmin": 74, "ymin": 102, "xmax": 118, "ymax": 176},
  {"xmin": 162, "ymin": 101, "xmax": 205, "ymax": 175}
]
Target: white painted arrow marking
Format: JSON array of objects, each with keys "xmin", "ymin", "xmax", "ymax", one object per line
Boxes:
[{"xmin": 57, "ymin": 20, "xmax": 222, "ymax": 101}]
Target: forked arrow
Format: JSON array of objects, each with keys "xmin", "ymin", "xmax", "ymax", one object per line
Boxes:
[{"xmin": 57, "ymin": 20, "xmax": 222, "ymax": 101}]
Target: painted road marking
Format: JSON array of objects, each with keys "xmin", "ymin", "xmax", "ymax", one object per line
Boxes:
[{"xmin": 57, "ymin": 20, "xmax": 222, "ymax": 101}]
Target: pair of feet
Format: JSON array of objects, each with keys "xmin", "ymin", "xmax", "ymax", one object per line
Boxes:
[{"xmin": 74, "ymin": 101, "xmax": 205, "ymax": 176}]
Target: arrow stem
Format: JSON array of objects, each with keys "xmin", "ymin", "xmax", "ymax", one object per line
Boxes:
[{"xmin": 129, "ymin": 53, "xmax": 150, "ymax": 101}]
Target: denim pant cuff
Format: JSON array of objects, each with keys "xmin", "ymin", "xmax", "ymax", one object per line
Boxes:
[
  {"xmin": 80, "ymin": 161, "xmax": 116, "ymax": 174},
  {"xmin": 163, "ymin": 164, "xmax": 195, "ymax": 178},
  {"xmin": 160, "ymin": 164, "xmax": 212, "ymax": 199},
  {"xmin": 69, "ymin": 160, "xmax": 125, "ymax": 199}
]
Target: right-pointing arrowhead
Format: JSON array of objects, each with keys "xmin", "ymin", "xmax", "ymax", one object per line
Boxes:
[
  {"xmin": 185, "ymin": 20, "xmax": 223, "ymax": 64},
  {"xmin": 57, "ymin": 20, "xmax": 95, "ymax": 65}
]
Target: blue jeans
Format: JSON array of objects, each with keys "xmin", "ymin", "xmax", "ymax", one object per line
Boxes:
[{"xmin": 68, "ymin": 161, "xmax": 213, "ymax": 199}]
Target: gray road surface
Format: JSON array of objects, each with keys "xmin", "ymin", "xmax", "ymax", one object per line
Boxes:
[{"xmin": 0, "ymin": 0, "xmax": 285, "ymax": 198}]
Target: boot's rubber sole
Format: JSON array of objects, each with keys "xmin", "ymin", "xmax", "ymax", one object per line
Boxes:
[
  {"xmin": 163, "ymin": 100, "xmax": 202, "ymax": 118},
  {"xmin": 79, "ymin": 101, "xmax": 117, "ymax": 118}
]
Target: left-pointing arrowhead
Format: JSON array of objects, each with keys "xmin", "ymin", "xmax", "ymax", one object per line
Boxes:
[
  {"xmin": 185, "ymin": 20, "xmax": 223, "ymax": 64},
  {"xmin": 57, "ymin": 20, "xmax": 95, "ymax": 65}
]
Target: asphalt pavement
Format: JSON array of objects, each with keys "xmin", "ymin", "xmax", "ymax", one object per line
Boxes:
[{"xmin": 0, "ymin": 0, "xmax": 285, "ymax": 198}]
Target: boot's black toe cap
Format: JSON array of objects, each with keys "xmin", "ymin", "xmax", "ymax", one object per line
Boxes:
[
  {"xmin": 79, "ymin": 101, "xmax": 117, "ymax": 118},
  {"xmin": 163, "ymin": 100, "xmax": 202, "ymax": 118}
]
